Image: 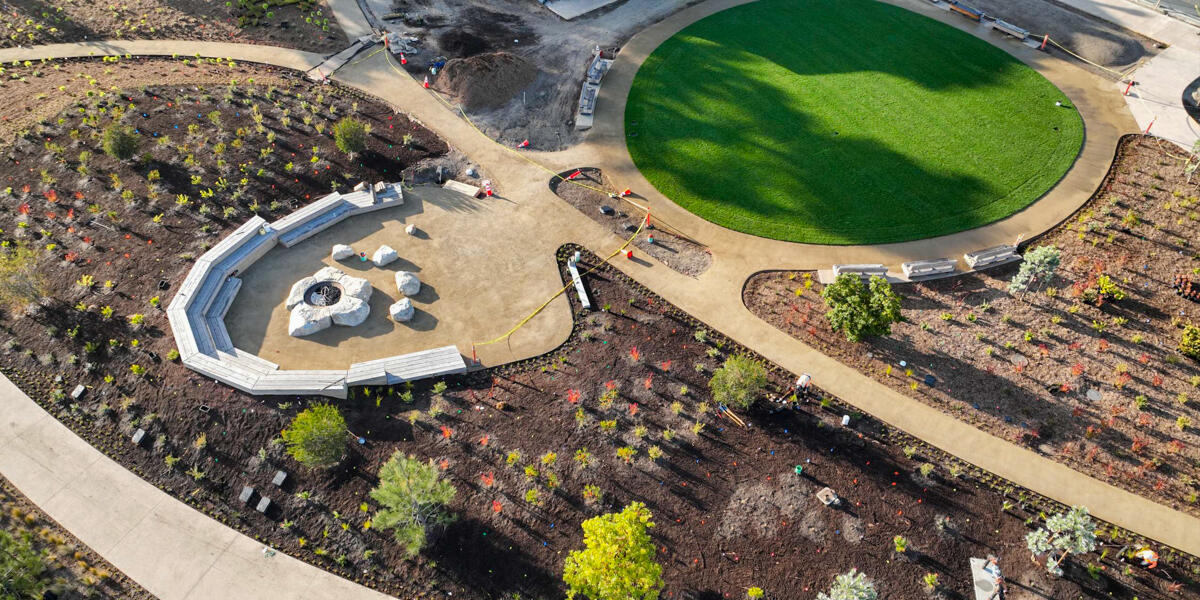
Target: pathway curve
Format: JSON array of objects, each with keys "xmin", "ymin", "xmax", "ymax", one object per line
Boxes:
[
  {"xmin": 1, "ymin": 2, "xmax": 1199, "ymax": 599},
  {"xmin": 0, "ymin": 376, "xmax": 393, "ymax": 600}
]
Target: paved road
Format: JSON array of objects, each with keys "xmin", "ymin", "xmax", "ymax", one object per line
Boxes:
[{"xmin": 1, "ymin": 1, "xmax": 1199, "ymax": 599}]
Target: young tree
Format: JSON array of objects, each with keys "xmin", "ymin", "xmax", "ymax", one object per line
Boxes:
[
  {"xmin": 0, "ymin": 243, "xmax": 47, "ymax": 314},
  {"xmin": 1025, "ymin": 505, "xmax": 1097, "ymax": 576},
  {"xmin": 821, "ymin": 274, "xmax": 902, "ymax": 342},
  {"xmin": 563, "ymin": 502, "xmax": 664, "ymax": 600},
  {"xmin": 0, "ymin": 529, "xmax": 47, "ymax": 599},
  {"xmin": 709, "ymin": 355, "xmax": 767, "ymax": 410},
  {"xmin": 370, "ymin": 451, "xmax": 456, "ymax": 558},
  {"xmin": 281, "ymin": 403, "xmax": 347, "ymax": 468},
  {"xmin": 332, "ymin": 116, "xmax": 368, "ymax": 156},
  {"xmin": 101, "ymin": 123, "xmax": 140, "ymax": 161},
  {"xmin": 1008, "ymin": 245, "xmax": 1061, "ymax": 295},
  {"xmin": 817, "ymin": 569, "xmax": 877, "ymax": 600}
]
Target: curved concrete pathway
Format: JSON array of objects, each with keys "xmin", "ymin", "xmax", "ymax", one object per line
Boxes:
[
  {"xmin": 0, "ymin": 375, "xmax": 392, "ymax": 600},
  {"xmin": 1, "ymin": 1, "xmax": 1200, "ymax": 598}
]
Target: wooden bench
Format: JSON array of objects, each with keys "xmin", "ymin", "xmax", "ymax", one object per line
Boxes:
[
  {"xmin": 346, "ymin": 346, "xmax": 467, "ymax": 387},
  {"xmin": 948, "ymin": 1, "xmax": 984, "ymax": 20},
  {"xmin": 964, "ymin": 244, "xmax": 1019, "ymax": 269},
  {"xmin": 832, "ymin": 264, "xmax": 889, "ymax": 280},
  {"xmin": 901, "ymin": 258, "xmax": 957, "ymax": 280}
]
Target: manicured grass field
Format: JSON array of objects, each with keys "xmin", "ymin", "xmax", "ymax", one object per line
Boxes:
[{"xmin": 625, "ymin": 0, "xmax": 1084, "ymax": 245}]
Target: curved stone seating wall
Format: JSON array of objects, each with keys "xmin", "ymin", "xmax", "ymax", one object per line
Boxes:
[{"xmin": 167, "ymin": 182, "xmax": 468, "ymax": 399}]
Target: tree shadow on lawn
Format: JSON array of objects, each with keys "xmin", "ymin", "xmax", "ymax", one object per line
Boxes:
[
  {"xmin": 627, "ymin": 0, "xmax": 1079, "ymax": 244},
  {"xmin": 429, "ymin": 517, "xmax": 559, "ymax": 599}
]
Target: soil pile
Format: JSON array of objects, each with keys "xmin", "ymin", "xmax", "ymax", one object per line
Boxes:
[{"xmin": 436, "ymin": 52, "xmax": 537, "ymax": 111}]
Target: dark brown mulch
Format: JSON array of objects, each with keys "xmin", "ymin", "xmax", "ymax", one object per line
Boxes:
[
  {"xmin": 1, "ymin": 238, "xmax": 1188, "ymax": 598},
  {"xmin": 745, "ymin": 135, "xmax": 1200, "ymax": 516}
]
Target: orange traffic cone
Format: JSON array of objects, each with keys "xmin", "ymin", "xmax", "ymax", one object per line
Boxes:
[
  {"xmin": 621, "ymin": 188, "xmax": 632, "ymax": 197},
  {"xmin": 423, "ymin": 76, "xmax": 429, "ymax": 89},
  {"xmin": 517, "ymin": 139, "xmax": 530, "ymax": 148},
  {"xmin": 400, "ymin": 53, "xmax": 407, "ymax": 65}
]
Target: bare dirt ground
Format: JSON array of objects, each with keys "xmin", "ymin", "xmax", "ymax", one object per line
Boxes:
[
  {"xmin": 550, "ymin": 167, "xmax": 712, "ymax": 277},
  {"xmin": 970, "ymin": 0, "xmax": 1160, "ymax": 74},
  {"xmin": 2, "ymin": 0, "xmax": 348, "ymax": 52},
  {"xmin": 373, "ymin": 0, "xmax": 698, "ymax": 149}
]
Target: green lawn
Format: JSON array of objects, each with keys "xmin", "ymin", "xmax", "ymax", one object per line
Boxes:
[{"xmin": 625, "ymin": 0, "xmax": 1083, "ymax": 245}]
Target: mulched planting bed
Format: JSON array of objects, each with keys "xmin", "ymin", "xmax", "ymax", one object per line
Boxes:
[
  {"xmin": 3, "ymin": 0, "xmax": 348, "ymax": 52},
  {"xmin": 746, "ymin": 135, "xmax": 1200, "ymax": 516},
  {"xmin": 0, "ymin": 475, "xmax": 151, "ymax": 599},
  {"xmin": 2, "ymin": 231, "xmax": 1193, "ymax": 598},
  {"xmin": 551, "ymin": 167, "xmax": 712, "ymax": 277}
]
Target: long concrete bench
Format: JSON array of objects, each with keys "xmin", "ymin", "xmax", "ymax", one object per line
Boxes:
[
  {"xmin": 991, "ymin": 18, "xmax": 1029, "ymax": 40},
  {"xmin": 964, "ymin": 244, "xmax": 1020, "ymax": 269},
  {"xmin": 206, "ymin": 278, "xmax": 242, "ymax": 320},
  {"xmin": 252, "ymin": 370, "xmax": 349, "ymax": 398},
  {"xmin": 567, "ymin": 258, "xmax": 591, "ymax": 310},
  {"xmin": 901, "ymin": 258, "xmax": 957, "ymax": 280},
  {"xmin": 832, "ymin": 264, "xmax": 889, "ymax": 279},
  {"xmin": 278, "ymin": 202, "xmax": 354, "ymax": 247},
  {"xmin": 442, "ymin": 180, "xmax": 480, "ymax": 198}
]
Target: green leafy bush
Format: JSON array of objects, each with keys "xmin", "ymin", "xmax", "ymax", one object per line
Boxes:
[
  {"xmin": 1181, "ymin": 324, "xmax": 1200, "ymax": 360},
  {"xmin": 709, "ymin": 355, "xmax": 767, "ymax": 410},
  {"xmin": 822, "ymin": 274, "xmax": 902, "ymax": 342},
  {"xmin": 281, "ymin": 403, "xmax": 347, "ymax": 468},
  {"xmin": 332, "ymin": 116, "xmax": 367, "ymax": 156},
  {"xmin": 101, "ymin": 124, "xmax": 139, "ymax": 161},
  {"xmin": 563, "ymin": 502, "xmax": 664, "ymax": 600}
]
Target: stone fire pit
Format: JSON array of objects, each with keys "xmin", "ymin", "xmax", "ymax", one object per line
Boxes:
[{"xmin": 285, "ymin": 266, "xmax": 373, "ymax": 336}]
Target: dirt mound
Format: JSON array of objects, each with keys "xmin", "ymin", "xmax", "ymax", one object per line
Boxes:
[
  {"xmin": 438, "ymin": 30, "xmax": 489, "ymax": 57},
  {"xmin": 436, "ymin": 52, "xmax": 537, "ymax": 111}
]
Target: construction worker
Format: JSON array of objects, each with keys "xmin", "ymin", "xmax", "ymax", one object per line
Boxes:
[{"xmin": 982, "ymin": 555, "xmax": 1007, "ymax": 600}]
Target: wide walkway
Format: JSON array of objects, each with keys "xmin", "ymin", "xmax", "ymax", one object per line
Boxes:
[
  {"xmin": 0, "ymin": 376, "xmax": 392, "ymax": 600},
  {"xmin": 1, "ymin": 1, "xmax": 1199, "ymax": 598}
]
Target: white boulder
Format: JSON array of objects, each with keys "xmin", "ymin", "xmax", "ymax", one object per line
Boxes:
[
  {"xmin": 285, "ymin": 276, "xmax": 318, "ymax": 310},
  {"xmin": 285, "ymin": 267, "xmax": 374, "ymax": 337},
  {"xmin": 337, "ymin": 273, "xmax": 372, "ymax": 301},
  {"xmin": 331, "ymin": 244, "xmax": 354, "ymax": 260},
  {"xmin": 389, "ymin": 298, "xmax": 414, "ymax": 322},
  {"xmin": 394, "ymin": 271, "xmax": 421, "ymax": 296},
  {"xmin": 405, "ymin": 223, "xmax": 417, "ymax": 236},
  {"xmin": 288, "ymin": 304, "xmax": 332, "ymax": 336},
  {"xmin": 372, "ymin": 245, "xmax": 398, "ymax": 267},
  {"xmin": 330, "ymin": 297, "xmax": 370, "ymax": 327}
]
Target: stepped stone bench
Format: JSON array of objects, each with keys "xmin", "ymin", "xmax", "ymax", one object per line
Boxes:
[
  {"xmin": 167, "ymin": 181, "xmax": 466, "ymax": 399},
  {"xmin": 901, "ymin": 258, "xmax": 957, "ymax": 280},
  {"xmin": 964, "ymin": 244, "xmax": 1020, "ymax": 270},
  {"xmin": 832, "ymin": 264, "xmax": 889, "ymax": 279}
]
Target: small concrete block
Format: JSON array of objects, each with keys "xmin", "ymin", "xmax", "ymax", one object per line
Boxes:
[
  {"xmin": 817, "ymin": 487, "xmax": 840, "ymax": 506},
  {"xmin": 239, "ymin": 486, "xmax": 254, "ymax": 504},
  {"xmin": 70, "ymin": 385, "xmax": 86, "ymax": 400},
  {"xmin": 131, "ymin": 428, "xmax": 146, "ymax": 446},
  {"xmin": 272, "ymin": 470, "xmax": 287, "ymax": 487},
  {"xmin": 256, "ymin": 497, "xmax": 271, "ymax": 513}
]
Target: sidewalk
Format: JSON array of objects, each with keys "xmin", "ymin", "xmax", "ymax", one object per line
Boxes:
[
  {"xmin": 0, "ymin": 375, "xmax": 393, "ymax": 600},
  {"xmin": 1055, "ymin": 0, "xmax": 1200, "ymax": 148}
]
